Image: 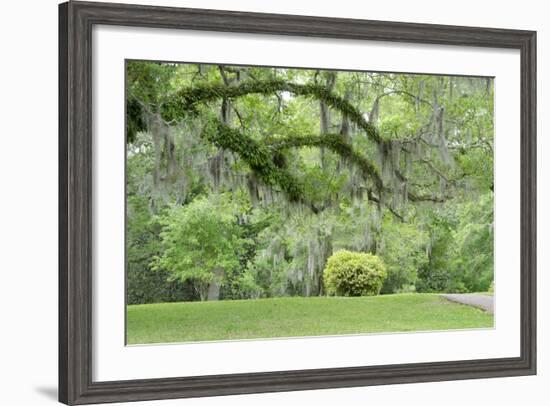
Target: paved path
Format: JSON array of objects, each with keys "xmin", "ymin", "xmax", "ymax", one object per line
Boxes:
[{"xmin": 440, "ymin": 293, "xmax": 494, "ymax": 314}]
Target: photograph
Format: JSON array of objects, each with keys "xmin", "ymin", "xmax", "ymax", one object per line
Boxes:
[{"xmin": 125, "ymin": 61, "xmax": 495, "ymax": 345}]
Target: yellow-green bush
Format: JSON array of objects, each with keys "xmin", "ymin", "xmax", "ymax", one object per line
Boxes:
[{"xmin": 323, "ymin": 250, "xmax": 387, "ymax": 296}]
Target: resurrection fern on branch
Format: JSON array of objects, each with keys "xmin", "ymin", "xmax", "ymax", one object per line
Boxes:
[
  {"xmin": 136, "ymin": 79, "xmax": 390, "ymax": 210},
  {"xmin": 201, "ymin": 119, "xmax": 306, "ymax": 203},
  {"xmin": 160, "ymin": 79, "xmax": 381, "ymax": 142},
  {"xmin": 267, "ymin": 134, "xmax": 383, "ymax": 191},
  {"xmin": 128, "ymin": 77, "xmax": 461, "ymax": 217}
]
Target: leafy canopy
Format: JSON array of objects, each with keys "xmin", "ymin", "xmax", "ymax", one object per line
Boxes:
[{"xmin": 153, "ymin": 195, "xmax": 248, "ymax": 299}]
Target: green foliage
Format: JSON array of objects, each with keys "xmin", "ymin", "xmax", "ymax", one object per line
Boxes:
[
  {"xmin": 378, "ymin": 216, "xmax": 429, "ymax": 293},
  {"xmin": 126, "ymin": 62, "xmax": 495, "ymax": 303},
  {"xmin": 416, "ymin": 207, "xmax": 458, "ymax": 292},
  {"xmin": 154, "ymin": 195, "xmax": 248, "ymax": 300},
  {"xmin": 231, "ymin": 268, "xmax": 263, "ymax": 299},
  {"xmin": 246, "ymin": 249, "xmax": 290, "ymax": 297},
  {"xmin": 450, "ymin": 193, "xmax": 494, "ymax": 292},
  {"xmin": 162, "ymin": 79, "xmax": 380, "ymax": 142},
  {"xmin": 127, "ymin": 266, "xmax": 198, "ymax": 305},
  {"xmin": 126, "ymin": 61, "xmax": 178, "ymax": 142},
  {"xmin": 202, "ymin": 119, "xmax": 305, "ymax": 202},
  {"xmin": 126, "ymin": 193, "xmax": 197, "ymax": 304},
  {"xmin": 268, "ymin": 133, "xmax": 383, "ymax": 190},
  {"xmin": 126, "ymin": 98, "xmax": 146, "ymax": 143},
  {"xmin": 417, "ymin": 193, "xmax": 494, "ymax": 293},
  {"xmin": 324, "ymin": 250, "xmax": 387, "ymax": 296}
]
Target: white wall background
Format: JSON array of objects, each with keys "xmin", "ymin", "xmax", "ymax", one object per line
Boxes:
[{"xmin": 0, "ymin": 0, "xmax": 546, "ymax": 405}]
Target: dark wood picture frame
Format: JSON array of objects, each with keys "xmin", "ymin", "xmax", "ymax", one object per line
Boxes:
[{"xmin": 59, "ymin": 1, "xmax": 537, "ymax": 404}]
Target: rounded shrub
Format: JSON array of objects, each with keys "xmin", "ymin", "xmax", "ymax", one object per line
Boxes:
[{"xmin": 323, "ymin": 250, "xmax": 387, "ymax": 296}]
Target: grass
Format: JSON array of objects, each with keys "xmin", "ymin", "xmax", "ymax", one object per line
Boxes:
[{"xmin": 126, "ymin": 293, "xmax": 494, "ymax": 345}]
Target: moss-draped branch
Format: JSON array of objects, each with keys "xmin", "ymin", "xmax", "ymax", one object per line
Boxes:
[
  {"xmin": 130, "ymin": 79, "xmax": 384, "ymax": 194},
  {"xmin": 160, "ymin": 79, "xmax": 381, "ymax": 143},
  {"xmin": 201, "ymin": 119, "xmax": 305, "ymax": 203},
  {"xmin": 201, "ymin": 119, "xmax": 385, "ymax": 213},
  {"xmin": 129, "ymin": 79, "xmax": 443, "ymax": 215},
  {"xmin": 158, "ymin": 79, "xmax": 386, "ymax": 204},
  {"xmin": 267, "ymin": 134, "xmax": 383, "ymax": 191}
]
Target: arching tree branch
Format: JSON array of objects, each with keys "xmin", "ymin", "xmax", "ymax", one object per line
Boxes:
[
  {"xmin": 200, "ymin": 119, "xmax": 387, "ymax": 215},
  {"xmin": 132, "ymin": 79, "xmax": 453, "ymax": 220},
  {"xmin": 201, "ymin": 119, "xmax": 305, "ymax": 203},
  {"xmin": 161, "ymin": 79, "xmax": 381, "ymax": 143},
  {"xmin": 267, "ymin": 134, "xmax": 383, "ymax": 191}
]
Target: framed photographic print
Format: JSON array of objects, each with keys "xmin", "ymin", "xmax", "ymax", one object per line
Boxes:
[{"xmin": 59, "ymin": 1, "xmax": 536, "ymax": 404}]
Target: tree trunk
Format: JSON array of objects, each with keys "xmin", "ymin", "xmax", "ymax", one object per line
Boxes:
[
  {"xmin": 317, "ymin": 231, "xmax": 332, "ymax": 296},
  {"xmin": 198, "ymin": 282, "xmax": 209, "ymax": 301},
  {"xmin": 207, "ymin": 268, "xmax": 224, "ymax": 301}
]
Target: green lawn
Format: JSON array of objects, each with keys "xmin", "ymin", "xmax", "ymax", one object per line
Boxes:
[{"xmin": 126, "ymin": 293, "xmax": 493, "ymax": 345}]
